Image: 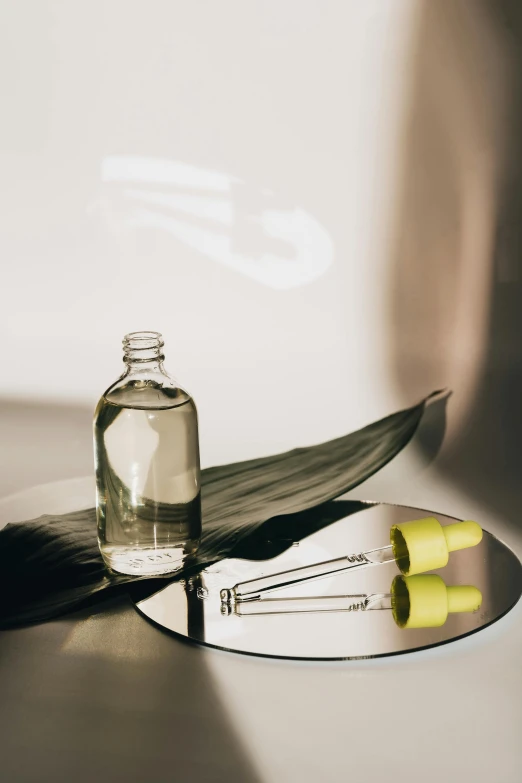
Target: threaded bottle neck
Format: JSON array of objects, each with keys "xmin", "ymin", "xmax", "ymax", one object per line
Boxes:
[{"xmin": 123, "ymin": 331, "xmax": 165, "ymax": 365}]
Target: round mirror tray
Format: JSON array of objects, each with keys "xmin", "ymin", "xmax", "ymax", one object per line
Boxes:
[{"xmin": 134, "ymin": 503, "xmax": 522, "ymax": 660}]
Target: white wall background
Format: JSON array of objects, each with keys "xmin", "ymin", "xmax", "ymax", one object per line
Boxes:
[
  {"xmin": 0, "ymin": 1, "xmax": 422, "ymax": 468},
  {"xmin": 0, "ymin": 0, "xmax": 510, "ymax": 471}
]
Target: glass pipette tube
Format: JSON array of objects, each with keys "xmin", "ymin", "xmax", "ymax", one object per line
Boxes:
[
  {"xmin": 222, "ymin": 592, "xmax": 391, "ymax": 616},
  {"xmin": 220, "ymin": 545, "xmax": 395, "ymax": 604}
]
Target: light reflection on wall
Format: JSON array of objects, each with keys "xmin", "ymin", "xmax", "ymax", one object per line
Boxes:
[{"xmin": 100, "ymin": 156, "xmax": 334, "ymax": 290}]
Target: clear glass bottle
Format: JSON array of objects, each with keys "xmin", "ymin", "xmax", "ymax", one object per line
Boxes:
[{"xmin": 94, "ymin": 331, "xmax": 201, "ymax": 575}]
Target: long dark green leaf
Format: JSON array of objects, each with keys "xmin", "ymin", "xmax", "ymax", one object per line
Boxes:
[{"xmin": 0, "ymin": 390, "xmax": 447, "ymax": 628}]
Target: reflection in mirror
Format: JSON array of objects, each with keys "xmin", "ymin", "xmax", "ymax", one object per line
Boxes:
[{"xmin": 222, "ymin": 574, "xmax": 482, "ymax": 632}]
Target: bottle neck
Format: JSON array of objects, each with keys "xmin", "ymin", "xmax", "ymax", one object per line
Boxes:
[{"xmin": 123, "ymin": 331, "xmax": 165, "ymax": 372}]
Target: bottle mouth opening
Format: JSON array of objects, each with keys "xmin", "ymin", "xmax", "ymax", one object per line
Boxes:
[
  {"xmin": 124, "ymin": 331, "xmax": 163, "ymax": 348},
  {"xmin": 123, "ymin": 331, "xmax": 164, "ymax": 363}
]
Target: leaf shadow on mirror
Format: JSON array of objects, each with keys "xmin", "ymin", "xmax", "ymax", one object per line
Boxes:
[{"xmin": 228, "ymin": 499, "xmax": 371, "ymax": 561}]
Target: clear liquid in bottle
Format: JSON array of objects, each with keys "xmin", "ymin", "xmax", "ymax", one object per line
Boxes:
[{"xmin": 94, "ymin": 333, "xmax": 201, "ymax": 575}]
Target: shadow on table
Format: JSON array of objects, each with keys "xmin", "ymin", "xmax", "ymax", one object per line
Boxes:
[{"xmin": 0, "ymin": 594, "xmax": 264, "ymax": 783}]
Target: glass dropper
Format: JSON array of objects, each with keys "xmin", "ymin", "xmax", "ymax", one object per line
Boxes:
[
  {"xmin": 220, "ymin": 546, "xmax": 394, "ymax": 604},
  {"xmin": 222, "ymin": 592, "xmax": 391, "ymax": 615},
  {"xmin": 220, "ymin": 517, "xmax": 483, "ymax": 605}
]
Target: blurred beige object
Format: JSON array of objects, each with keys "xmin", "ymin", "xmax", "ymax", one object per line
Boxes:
[{"xmin": 390, "ymin": 0, "xmax": 511, "ymax": 442}]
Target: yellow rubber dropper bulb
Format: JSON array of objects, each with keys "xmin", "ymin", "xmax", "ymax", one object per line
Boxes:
[
  {"xmin": 446, "ymin": 584, "xmax": 483, "ymax": 615},
  {"xmin": 390, "ymin": 517, "xmax": 483, "ymax": 576},
  {"xmin": 443, "ymin": 520, "xmax": 483, "ymax": 553},
  {"xmin": 391, "ymin": 574, "xmax": 483, "ymax": 629}
]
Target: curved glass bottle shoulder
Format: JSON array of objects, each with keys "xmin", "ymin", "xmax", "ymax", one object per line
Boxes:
[
  {"xmin": 99, "ymin": 364, "xmax": 196, "ymax": 410},
  {"xmin": 94, "ymin": 364, "xmax": 201, "ymax": 576}
]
